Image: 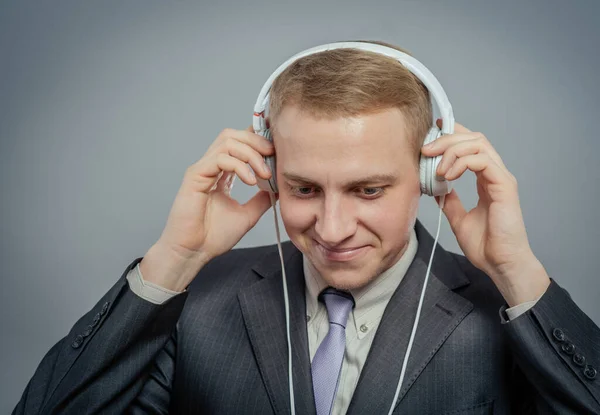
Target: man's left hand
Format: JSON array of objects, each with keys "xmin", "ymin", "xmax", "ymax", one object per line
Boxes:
[{"xmin": 421, "ymin": 120, "xmax": 550, "ymax": 307}]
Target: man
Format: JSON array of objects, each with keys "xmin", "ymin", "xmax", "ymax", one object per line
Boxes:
[{"xmin": 13, "ymin": 41, "xmax": 600, "ymax": 414}]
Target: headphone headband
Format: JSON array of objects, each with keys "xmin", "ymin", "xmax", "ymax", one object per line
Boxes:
[{"xmin": 253, "ymin": 41, "xmax": 454, "ymax": 135}]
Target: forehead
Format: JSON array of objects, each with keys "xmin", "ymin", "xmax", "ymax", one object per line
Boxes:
[{"xmin": 273, "ymin": 106, "xmax": 416, "ymax": 178}]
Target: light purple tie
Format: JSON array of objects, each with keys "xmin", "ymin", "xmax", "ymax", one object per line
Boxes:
[{"xmin": 311, "ymin": 288, "xmax": 355, "ymax": 415}]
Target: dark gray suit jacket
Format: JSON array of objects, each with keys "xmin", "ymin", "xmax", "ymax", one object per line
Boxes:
[{"xmin": 13, "ymin": 219, "xmax": 600, "ymax": 414}]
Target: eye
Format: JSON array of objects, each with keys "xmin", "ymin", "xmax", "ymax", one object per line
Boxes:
[
  {"xmin": 357, "ymin": 187, "xmax": 385, "ymax": 198},
  {"xmin": 297, "ymin": 187, "xmax": 314, "ymax": 195},
  {"xmin": 288, "ymin": 185, "xmax": 318, "ymax": 198}
]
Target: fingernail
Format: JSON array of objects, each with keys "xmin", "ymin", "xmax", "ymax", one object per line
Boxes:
[
  {"xmin": 263, "ymin": 162, "xmax": 271, "ymax": 173},
  {"xmin": 423, "ymin": 142, "xmax": 435, "ymax": 149}
]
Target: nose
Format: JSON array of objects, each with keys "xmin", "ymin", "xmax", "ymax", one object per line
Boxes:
[{"xmin": 314, "ymin": 194, "xmax": 357, "ymax": 246}]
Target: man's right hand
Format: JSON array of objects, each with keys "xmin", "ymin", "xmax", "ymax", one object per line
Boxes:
[{"xmin": 139, "ymin": 126, "xmax": 275, "ymax": 292}]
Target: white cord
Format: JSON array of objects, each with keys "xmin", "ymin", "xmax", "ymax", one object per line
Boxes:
[
  {"xmin": 387, "ymin": 194, "xmax": 445, "ymax": 414},
  {"xmin": 269, "ymin": 191, "xmax": 296, "ymax": 415}
]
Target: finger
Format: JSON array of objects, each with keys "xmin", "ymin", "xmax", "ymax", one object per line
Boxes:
[
  {"xmin": 242, "ymin": 190, "xmax": 274, "ymax": 228},
  {"xmin": 435, "ymin": 118, "xmax": 472, "ymax": 133},
  {"xmin": 215, "ymin": 153, "xmax": 257, "ymax": 186},
  {"xmin": 421, "ymin": 131, "xmax": 480, "ymax": 156},
  {"xmin": 216, "ymin": 128, "xmax": 274, "ymax": 156},
  {"xmin": 435, "ymin": 138, "xmax": 507, "ymax": 177},
  {"xmin": 422, "ymin": 132, "xmax": 507, "ymax": 171},
  {"xmin": 435, "ymin": 139, "xmax": 478, "ymax": 177},
  {"xmin": 435, "ymin": 188, "xmax": 467, "ymax": 231},
  {"xmin": 224, "ymin": 138, "xmax": 272, "ymax": 180},
  {"xmin": 191, "ymin": 153, "xmax": 257, "ymax": 193},
  {"xmin": 444, "ymin": 153, "xmax": 510, "ymax": 186}
]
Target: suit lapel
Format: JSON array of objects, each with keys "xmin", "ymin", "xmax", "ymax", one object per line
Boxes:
[
  {"xmin": 238, "ymin": 219, "xmax": 474, "ymax": 414},
  {"xmin": 347, "ymin": 219, "xmax": 474, "ymax": 414},
  {"xmin": 238, "ymin": 244, "xmax": 316, "ymax": 415}
]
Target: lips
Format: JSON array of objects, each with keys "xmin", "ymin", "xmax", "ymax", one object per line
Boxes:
[{"xmin": 314, "ymin": 241, "xmax": 369, "ymax": 262}]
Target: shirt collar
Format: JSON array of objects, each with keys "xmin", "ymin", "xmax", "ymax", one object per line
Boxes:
[{"xmin": 304, "ymin": 227, "xmax": 418, "ymax": 337}]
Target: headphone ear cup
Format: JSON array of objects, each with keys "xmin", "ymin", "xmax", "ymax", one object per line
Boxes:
[
  {"xmin": 255, "ymin": 129, "xmax": 278, "ymax": 193},
  {"xmin": 420, "ymin": 126, "xmax": 452, "ymax": 197},
  {"xmin": 419, "ymin": 127, "xmax": 438, "ymax": 195}
]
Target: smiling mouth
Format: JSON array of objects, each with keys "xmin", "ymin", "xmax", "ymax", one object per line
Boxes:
[{"xmin": 314, "ymin": 241, "xmax": 369, "ymax": 262}]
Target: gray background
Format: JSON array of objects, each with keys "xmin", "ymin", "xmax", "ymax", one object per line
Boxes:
[{"xmin": 2, "ymin": 0, "xmax": 599, "ymax": 410}]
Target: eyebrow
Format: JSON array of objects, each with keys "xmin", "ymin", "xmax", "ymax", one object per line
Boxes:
[{"xmin": 282, "ymin": 172, "xmax": 398, "ymax": 188}]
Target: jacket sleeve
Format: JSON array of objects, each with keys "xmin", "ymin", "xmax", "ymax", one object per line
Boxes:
[
  {"xmin": 12, "ymin": 257, "xmax": 189, "ymax": 415},
  {"xmin": 126, "ymin": 324, "xmax": 178, "ymax": 414},
  {"xmin": 501, "ymin": 278, "xmax": 600, "ymax": 414}
]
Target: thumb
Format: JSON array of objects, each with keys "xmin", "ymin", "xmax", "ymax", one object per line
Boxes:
[
  {"xmin": 435, "ymin": 188, "xmax": 466, "ymax": 231},
  {"xmin": 242, "ymin": 190, "xmax": 275, "ymax": 228}
]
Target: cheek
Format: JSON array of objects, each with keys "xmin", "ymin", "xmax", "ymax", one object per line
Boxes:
[
  {"xmin": 358, "ymin": 188, "xmax": 420, "ymax": 239},
  {"xmin": 279, "ymin": 196, "xmax": 314, "ymax": 234},
  {"xmin": 405, "ymin": 193, "xmax": 420, "ymax": 229}
]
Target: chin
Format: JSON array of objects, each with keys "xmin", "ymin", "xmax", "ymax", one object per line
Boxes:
[{"xmin": 317, "ymin": 265, "xmax": 379, "ymax": 291}]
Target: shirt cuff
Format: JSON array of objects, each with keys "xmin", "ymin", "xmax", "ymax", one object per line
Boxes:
[
  {"xmin": 505, "ymin": 297, "xmax": 540, "ymax": 320},
  {"xmin": 126, "ymin": 262, "xmax": 185, "ymax": 305}
]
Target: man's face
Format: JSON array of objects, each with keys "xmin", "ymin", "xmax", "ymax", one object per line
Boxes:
[{"xmin": 274, "ymin": 105, "xmax": 422, "ymax": 290}]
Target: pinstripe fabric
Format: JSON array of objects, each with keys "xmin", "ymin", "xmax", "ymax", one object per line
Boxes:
[
  {"xmin": 12, "ymin": 219, "xmax": 600, "ymax": 414},
  {"xmin": 12, "ymin": 257, "xmax": 189, "ymax": 414}
]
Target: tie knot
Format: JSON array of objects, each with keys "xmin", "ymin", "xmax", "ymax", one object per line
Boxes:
[{"xmin": 319, "ymin": 287, "xmax": 355, "ymax": 328}]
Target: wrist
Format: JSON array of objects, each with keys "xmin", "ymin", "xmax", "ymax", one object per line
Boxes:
[
  {"xmin": 139, "ymin": 242, "xmax": 210, "ymax": 292},
  {"xmin": 492, "ymin": 255, "xmax": 551, "ymax": 308}
]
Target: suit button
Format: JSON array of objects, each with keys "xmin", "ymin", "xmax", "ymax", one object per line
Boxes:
[
  {"xmin": 100, "ymin": 301, "xmax": 110, "ymax": 316},
  {"xmin": 573, "ymin": 353, "xmax": 586, "ymax": 367},
  {"xmin": 584, "ymin": 365, "xmax": 597, "ymax": 380},
  {"xmin": 82, "ymin": 325, "xmax": 94, "ymax": 337},
  {"xmin": 71, "ymin": 334, "xmax": 84, "ymax": 349},
  {"xmin": 552, "ymin": 328, "xmax": 565, "ymax": 342},
  {"xmin": 561, "ymin": 342, "xmax": 576, "ymax": 355},
  {"xmin": 91, "ymin": 313, "xmax": 101, "ymax": 327}
]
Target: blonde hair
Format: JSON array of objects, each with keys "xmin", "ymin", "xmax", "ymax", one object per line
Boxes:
[{"xmin": 268, "ymin": 40, "xmax": 433, "ymax": 167}]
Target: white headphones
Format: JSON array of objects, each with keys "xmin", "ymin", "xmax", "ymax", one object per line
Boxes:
[
  {"xmin": 253, "ymin": 41, "xmax": 453, "ymax": 415},
  {"xmin": 252, "ymin": 41, "xmax": 455, "ymax": 197}
]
